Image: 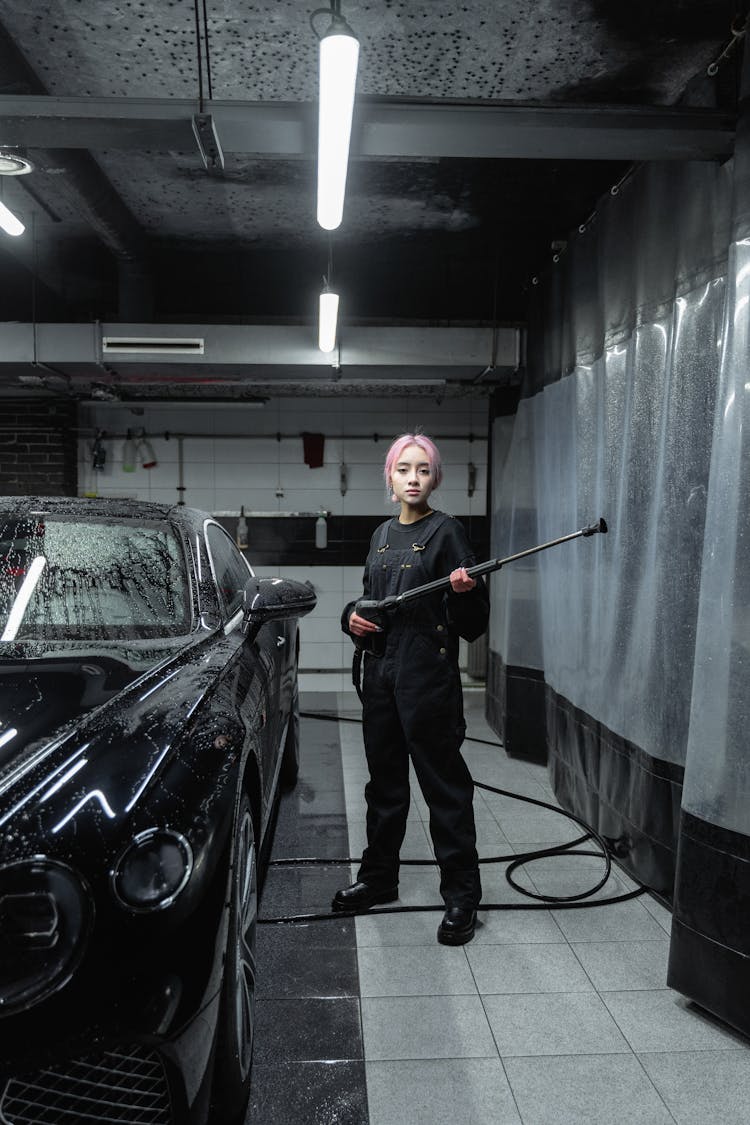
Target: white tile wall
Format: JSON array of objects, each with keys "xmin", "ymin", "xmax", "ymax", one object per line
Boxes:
[{"xmin": 78, "ymin": 397, "xmax": 489, "ymax": 685}]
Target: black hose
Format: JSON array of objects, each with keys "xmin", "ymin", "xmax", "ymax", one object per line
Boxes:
[{"xmin": 258, "ymin": 713, "xmax": 648, "ymax": 926}]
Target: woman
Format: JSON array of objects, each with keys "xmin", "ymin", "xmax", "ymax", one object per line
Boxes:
[{"xmin": 333, "ymin": 432, "xmax": 489, "ymax": 945}]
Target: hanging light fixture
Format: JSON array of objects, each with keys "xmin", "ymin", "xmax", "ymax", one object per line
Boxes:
[
  {"xmin": 319, "ymin": 284, "xmax": 340, "ymax": 353},
  {"xmin": 315, "ymin": 2, "xmax": 359, "ymax": 231}
]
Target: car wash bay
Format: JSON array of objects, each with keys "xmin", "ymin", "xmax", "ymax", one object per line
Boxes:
[
  {"xmin": 7, "ymin": 131, "xmax": 750, "ymax": 1119},
  {"xmin": 5, "ymin": 134, "xmax": 750, "ymax": 1118},
  {"xmin": 231, "ymin": 113, "xmax": 750, "ymax": 1120},
  {"xmin": 4, "ymin": 19, "xmax": 750, "ymax": 1125}
]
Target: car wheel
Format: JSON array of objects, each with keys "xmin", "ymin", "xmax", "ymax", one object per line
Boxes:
[
  {"xmin": 211, "ymin": 792, "xmax": 257, "ymax": 1125},
  {"xmin": 279, "ymin": 677, "xmax": 300, "ymax": 789}
]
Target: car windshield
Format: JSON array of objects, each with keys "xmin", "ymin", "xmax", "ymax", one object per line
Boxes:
[{"xmin": 0, "ymin": 514, "xmax": 192, "ymax": 641}]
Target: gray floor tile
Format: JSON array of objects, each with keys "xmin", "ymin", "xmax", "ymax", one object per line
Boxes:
[
  {"xmin": 478, "ymin": 782, "xmax": 552, "ymax": 818},
  {"xmin": 551, "ymin": 898, "xmax": 669, "ymax": 942},
  {"xmin": 346, "ymin": 820, "xmax": 435, "ymax": 861},
  {"xmin": 343, "ymin": 797, "xmax": 369, "ymax": 819},
  {"xmin": 466, "ymin": 752, "xmax": 539, "ymax": 779},
  {"xmin": 520, "ymin": 761, "xmax": 551, "ymax": 782},
  {"xmin": 474, "ymin": 741, "xmax": 538, "ymax": 762},
  {"xmin": 639, "ymin": 1049, "xmax": 750, "ymax": 1125},
  {"xmin": 477, "ymin": 842, "xmax": 516, "ymax": 865},
  {"xmin": 411, "ymin": 795, "xmax": 430, "ymax": 819},
  {"xmin": 392, "ymin": 867, "xmax": 444, "ymax": 906},
  {"xmin": 571, "ymin": 939, "xmax": 670, "ymax": 991},
  {"xmin": 494, "ymin": 809, "xmax": 584, "ymax": 844},
  {"xmin": 509, "ymin": 839, "xmax": 590, "ymax": 856},
  {"xmin": 522, "ymin": 853, "xmax": 633, "ymax": 903},
  {"xmin": 466, "ymin": 942, "xmax": 593, "ymax": 994},
  {"xmin": 356, "ymin": 909, "xmax": 442, "ymax": 947},
  {"xmin": 602, "ymin": 990, "xmax": 749, "ymax": 1053},
  {"xmin": 341, "ymin": 781, "xmax": 370, "ymax": 799},
  {"xmin": 504, "ymin": 1054, "xmax": 675, "ymax": 1125},
  {"xmin": 473, "ymin": 907, "xmax": 567, "ymax": 945},
  {"xmin": 358, "ymin": 944, "xmax": 477, "ymax": 997},
  {"xmin": 366, "ymin": 1058, "xmax": 522, "ymax": 1125},
  {"xmin": 483, "ymin": 992, "xmax": 631, "ymax": 1056},
  {"xmin": 360, "ymin": 995, "xmax": 497, "ymax": 1060},
  {"xmin": 476, "ymin": 866, "xmax": 542, "ymax": 905},
  {"xmin": 640, "ymin": 894, "xmax": 673, "ymax": 935},
  {"xmin": 476, "ymin": 824, "xmax": 514, "ymax": 854}
]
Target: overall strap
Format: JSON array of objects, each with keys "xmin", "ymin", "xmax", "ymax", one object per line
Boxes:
[
  {"xmin": 409, "ymin": 511, "xmax": 450, "ymax": 550},
  {"xmin": 371, "ymin": 519, "xmax": 391, "ymax": 555}
]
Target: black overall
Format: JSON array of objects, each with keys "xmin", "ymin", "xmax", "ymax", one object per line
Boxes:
[{"xmin": 347, "ymin": 512, "xmax": 487, "ymax": 910}]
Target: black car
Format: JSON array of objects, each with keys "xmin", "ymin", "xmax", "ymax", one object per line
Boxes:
[{"xmin": 0, "ymin": 497, "xmax": 316, "ymax": 1125}]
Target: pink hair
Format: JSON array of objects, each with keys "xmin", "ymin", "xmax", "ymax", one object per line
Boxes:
[{"xmin": 383, "ymin": 432, "xmax": 443, "ymax": 492}]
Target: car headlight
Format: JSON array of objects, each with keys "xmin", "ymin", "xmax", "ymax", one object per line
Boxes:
[
  {"xmin": 0, "ymin": 858, "xmax": 92, "ymax": 1014},
  {"xmin": 112, "ymin": 829, "xmax": 193, "ymax": 912}
]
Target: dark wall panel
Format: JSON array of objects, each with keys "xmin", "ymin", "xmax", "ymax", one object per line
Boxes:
[{"xmin": 219, "ymin": 514, "xmax": 489, "ymax": 571}]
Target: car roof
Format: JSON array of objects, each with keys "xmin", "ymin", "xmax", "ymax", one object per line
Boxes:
[{"xmin": 0, "ymin": 496, "xmax": 178, "ymax": 521}]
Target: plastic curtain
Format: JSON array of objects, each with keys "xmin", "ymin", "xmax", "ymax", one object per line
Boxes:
[
  {"xmin": 490, "ymin": 124, "xmax": 750, "ymax": 1033},
  {"xmin": 489, "ymin": 156, "xmax": 733, "ymax": 880},
  {"xmin": 680, "ymin": 237, "xmax": 750, "ymax": 832}
]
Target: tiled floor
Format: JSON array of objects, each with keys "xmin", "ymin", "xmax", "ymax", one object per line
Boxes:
[{"xmin": 249, "ymin": 690, "xmax": 750, "ymax": 1125}]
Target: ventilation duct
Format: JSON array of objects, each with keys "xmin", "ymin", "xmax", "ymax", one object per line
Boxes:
[{"xmin": 102, "ymin": 337, "xmax": 205, "ymax": 355}]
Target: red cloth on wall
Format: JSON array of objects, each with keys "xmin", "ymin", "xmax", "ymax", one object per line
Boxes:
[{"xmin": 302, "ymin": 432, "xmax": 325, "ymax": 468}]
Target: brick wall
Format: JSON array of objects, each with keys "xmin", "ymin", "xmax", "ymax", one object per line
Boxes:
[{"xmin": 0, "ymin": 399, "xmax": 78, "ymax": 496}]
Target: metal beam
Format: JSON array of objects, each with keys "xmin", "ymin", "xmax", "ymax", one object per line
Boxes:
[{"xmin": 0, "ymin": 95, "xmax": 735, "ymax": 161}]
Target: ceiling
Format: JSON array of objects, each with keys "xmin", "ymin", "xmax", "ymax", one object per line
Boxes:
[{"xmin": 0, "ymin": 0, "xmax": 744, "ymax": 400}]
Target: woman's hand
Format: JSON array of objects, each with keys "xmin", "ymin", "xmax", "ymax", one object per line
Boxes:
[
  {"xmin": 349, "ymin": 610, "xmax": 383, "ymax": 637},
  {"xmin": 449, "ymin": 566, "xmax": 476, "ymax": 593}
]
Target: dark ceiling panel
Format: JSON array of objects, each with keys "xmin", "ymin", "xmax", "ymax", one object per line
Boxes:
[{"xmin": 0, "ymin": 0, "xmax": 744, "ymax": 396}]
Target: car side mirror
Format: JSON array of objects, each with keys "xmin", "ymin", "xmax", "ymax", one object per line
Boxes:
[{"xmin": 242, "ymin": 577, "xmax": 316, "ymax": 631}]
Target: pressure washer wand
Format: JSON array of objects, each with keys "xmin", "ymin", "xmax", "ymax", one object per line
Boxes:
[{"xmin": 357, "ymin": 517, "xmax": 607, "ymax": 614}]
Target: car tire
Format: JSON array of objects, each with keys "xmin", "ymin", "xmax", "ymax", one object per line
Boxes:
[
  {"xmin": 210, "ymin": 792, "xmax": 257, "ymax": 1125},
  {"xmin": 279, "ymin": 677, "xmax": 300, "ymax": 789}
]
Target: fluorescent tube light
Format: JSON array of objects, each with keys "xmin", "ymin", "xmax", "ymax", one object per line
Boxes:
[
  {"xmin": 317, "ymin": 26, "xmax": 359, "ymax": 230},
  {"xmin": 319, "ymin": 289, "xmax": 340, "ymax": 353},
  {"xmin": 0, "ymin": 200, "xmax": 24, "ymax": 237}
]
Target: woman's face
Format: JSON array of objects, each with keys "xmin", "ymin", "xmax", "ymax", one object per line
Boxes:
[{"xmin": 390, "ymin": 443, "xmax": 435, "ymax": 510}]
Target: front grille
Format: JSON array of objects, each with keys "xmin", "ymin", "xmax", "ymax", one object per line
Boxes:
[{"xmin": 0, "ymin": 1045, "xmax": 172, "ymax": 1124}]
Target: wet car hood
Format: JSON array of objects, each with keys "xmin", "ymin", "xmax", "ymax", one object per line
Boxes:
[
  {"xmin": 0, "ymin": 637, "xmax": 195, "ymax": 764},
  {"xmin": 0, "ymin": 631, "xmax": 239, "ymax": 846}
]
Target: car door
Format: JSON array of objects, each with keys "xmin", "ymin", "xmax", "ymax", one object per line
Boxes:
[{"xmin": 204, "ymin": 522, "xmax": 283, "ymax": 809}]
